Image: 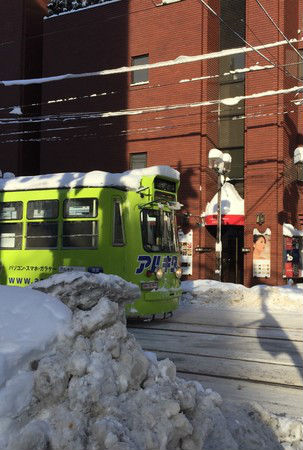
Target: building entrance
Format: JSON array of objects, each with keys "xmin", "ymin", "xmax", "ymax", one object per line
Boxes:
[
  {"xmin": 221, "ymin": 226, "xmax": 244, "ymax": 284},
  {"xmin": 206, "ymin": 225, "xmax": 244, "ymax": 284}
]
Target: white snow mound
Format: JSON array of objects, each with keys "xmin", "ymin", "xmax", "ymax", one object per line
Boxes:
[
  {"xmin": 181, "ymin": 280, "xmax": 303, "ymax": 312},
  {"xmin": 0, "ymin": 274, "xmax": 302, "ymax": 450}
]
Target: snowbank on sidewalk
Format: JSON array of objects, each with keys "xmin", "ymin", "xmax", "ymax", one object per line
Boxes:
[
  {"xmin": 181, "ymin": 280, "xmax": 303, "ymax": 312},
  {"xmin": 0, "ymin": 273, "xmax": 302, "ymax": 450}
]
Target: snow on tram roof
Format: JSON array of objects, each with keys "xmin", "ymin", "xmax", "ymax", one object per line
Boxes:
[{"xmin": 0, "ymin": 166, "xmax": 180, "ymax": 192}]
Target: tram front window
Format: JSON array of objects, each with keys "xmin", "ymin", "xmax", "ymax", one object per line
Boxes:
[{"xmin": 141, "ymin": 209, "xmax": 177, "ymax": 252}]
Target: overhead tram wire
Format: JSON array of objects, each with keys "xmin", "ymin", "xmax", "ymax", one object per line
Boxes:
[
  {"xmin": 0, "ymin": 96, "xmax": 300, "ymax": 142},
  {"xmin": 1, "ymin": 95, "xmax": 300, "ymax": 146},
  {"xmin": 244, "ymin": 17, "xmax": 290, "ymax": 72},
  {"xmin": 254, "ymin": 0, "xmax": 303, "ymax": 62},
  {"xmin": 1, "ymin": 37, "xmax": 302, "ymax": 87},
  {"xmin": 0, "ymin": 83, "xmax": 302, "ymax": 126},
  {"xmin": 1, "ymin": 59, "xmax": 302, "ymax": 116},
  {"xmin": 0, "ymin": 102, "xmax": 300, "ymax": 145},
  {"xmin": 197, "ymin": 0, "xmax": 303, "ymax": 85},
  {"xmin": 1, "ymin": 4, "xmax": 302, "ymax": 149},
  {"xmin": 0, "ymin": 91, "xmax": 301, "ymax": 139}
]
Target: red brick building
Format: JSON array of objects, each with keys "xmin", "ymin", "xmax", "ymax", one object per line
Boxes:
[{"xmin": 0, "ymin": 0, "xmax": 302, "ymax": 286}]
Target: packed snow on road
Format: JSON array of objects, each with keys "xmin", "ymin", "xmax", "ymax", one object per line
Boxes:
[
  {"xmin": 181, "ymin": 279, "xmax": 303, "ymax": 313},
  {"xmin": 0, "ymin": 272, "xmax": 302, "ymax": 450}
]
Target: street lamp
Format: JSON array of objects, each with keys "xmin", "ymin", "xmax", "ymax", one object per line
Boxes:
[
  {"xmin": 294, "ymin": 146, "xmax": 303, "ymax": 182},
  {"xmin": 208, "ymin": 148, "xmax": 232, "ymax": 281}
]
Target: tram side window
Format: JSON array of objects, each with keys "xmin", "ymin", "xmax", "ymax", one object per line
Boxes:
[
  {"xmin": 0, "ymin": 223, "xmax": 22, "ymax": 249},
  {"xmin": 113, "ymin": 200, "xmax": 125, "ymax": 246},
  {"xmin": 0, "ymin": 201, "xmax": 23, "ymax": 220},
  {"xmin": 26, "ymin": 222, "xmax": 58, "ymax": 249},
  {"xmin": 141, "ymin": 209, "xmax": 161, "ymax": 252},
  {"xmin": 27, "ymin": 200, "xmax": 58, "ymax": 219},
  {"xmin": 62, "ymin": 221, "xmax": 98, "ymax": 248},
  {"xmin": 64, "ymin": 198, "xmax": 98, "ymax": 218}
]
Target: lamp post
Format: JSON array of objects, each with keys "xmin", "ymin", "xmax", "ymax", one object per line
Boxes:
[
  {"xmin": 208, "ymin": 149, "xmax": 232, "ymax": 281},
  {"xmin": 294, "ymin": 146, "xmax": 303, "ymax": 182}
]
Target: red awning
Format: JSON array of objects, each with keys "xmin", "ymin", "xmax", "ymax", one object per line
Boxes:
[
  {"xmin": 204, "ymin": 182, "xmax": 244, "ymax": 227},
  {"xmin": 205, "ymin": 214, "xmax": 244, "ymax": 226}
]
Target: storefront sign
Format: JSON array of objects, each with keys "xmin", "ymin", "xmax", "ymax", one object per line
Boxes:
[
  {"xmin": 178, "ymin": 229, "xmax": 193, "ymax": 275},
  {"xmin": 283, "ymin": 236, "xmax": 303, "ymax": 278},
  {"xmin": 195, "ymin": 247, "xmax": 213, "ymax": 253},
  {"xmin": 253, "ymin": 228, "xmax": 271, "ymax": 278}
]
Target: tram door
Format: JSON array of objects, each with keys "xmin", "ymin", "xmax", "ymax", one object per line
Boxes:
[{"xmin": 221, "ymin": 226, "xmax": 244, "ymax": 284}]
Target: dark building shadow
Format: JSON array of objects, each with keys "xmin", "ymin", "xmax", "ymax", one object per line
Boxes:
[
  {"xmin": 40, "ymin": 1, "xmax": 129, "ymax": 175},
  {"xmin": 243, "ymin": 287, "xmax": 303, "ymax": 385}
]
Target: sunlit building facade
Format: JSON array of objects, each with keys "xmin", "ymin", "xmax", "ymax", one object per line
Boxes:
[{"xmin": 0, "ymin": 0, "xmax": 302, "ymax": 285}]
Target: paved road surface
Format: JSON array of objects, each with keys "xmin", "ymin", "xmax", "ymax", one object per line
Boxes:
[{"xmin": 128, "ymin": 303, "xmax": 303, "ymax": 418}]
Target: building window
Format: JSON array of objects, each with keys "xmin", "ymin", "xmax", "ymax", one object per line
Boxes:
[
  {"xmin": 131, "ymin": 54, "xmax": 149, "ymax": 85},
  {"xmin": 219, "ymin": 0, "xmax": 245, "ymax": 197},
  {"xmin": 220, "ymin": 53, "xmax": 245, "ymax": 83},
  {"xmin": 130, "ymin": 152, "xmax": 147, "ymax": 169}
]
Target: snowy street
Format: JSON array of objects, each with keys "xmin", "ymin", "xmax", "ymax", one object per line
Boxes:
[
  {"xmin": 1, "ymin": 274, "xmax": 303, "ymax": 449},
  {"xmin": 129, "ymin": 282, "xmax": 303, "ymax": 418}
]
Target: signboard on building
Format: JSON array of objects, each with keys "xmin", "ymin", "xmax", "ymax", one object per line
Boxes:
[
  {"xmin": 253, "ymin": 228, "xmax": 271, "ymax": 278},
  {"xmin": 283, "ymin": 224, "xmax": 303, "ymax": 279},
  {"xmin": 178, "ymin": 229, "xmax": 193, "ymax": 275}
]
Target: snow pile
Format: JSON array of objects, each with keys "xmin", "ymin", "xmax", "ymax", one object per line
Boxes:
[
  {"xmin": 0, "ymin": 286, "xmax": 71, "ymax": 448},
  {"xmin": 181, "ymin": 280, "xmax": 303, "ymax": 312},
  {"xmin": 0, "ymin": 165, "xmax": 179, "ymax": 192},
  {"xmin": 283, "ymin": 223, "xmax": 303, "ymax": 237},
  {"xmin": 0, "ymin": 273, "xmax": 303, "ymax": 450},
  {"xmin": 205, "ymin": 182, "xmax": 244, "ymax": 217}
]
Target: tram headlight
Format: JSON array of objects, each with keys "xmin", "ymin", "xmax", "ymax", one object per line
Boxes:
[
  {"xmin": 175, "ymin": 267, "xmax": 182, "ymax": 279},
  {"xmin": 155, "ymin": 267, "xmax": 164, "ymax": 280}
]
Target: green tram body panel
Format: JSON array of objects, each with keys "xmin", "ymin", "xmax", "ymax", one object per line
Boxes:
[{"xmin": 0, "ymin": 173, "xmax": 182, "ymax": 316}]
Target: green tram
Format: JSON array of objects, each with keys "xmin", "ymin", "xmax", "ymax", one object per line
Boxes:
[{"xmin": 0, "ymin": 166, "xmax": 182, "ymax": 317}]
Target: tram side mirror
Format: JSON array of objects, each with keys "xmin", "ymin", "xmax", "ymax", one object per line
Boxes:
[{"xmin": 136, "ymin": 186, "xmax": 149, "ymax": 198}]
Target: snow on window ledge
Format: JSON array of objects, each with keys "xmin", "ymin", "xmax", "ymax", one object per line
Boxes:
[
  {"xmin": 130, "ymin": 81, "xmax": 149, "ymax": 87},
  {"xmin": 283, "ymin": 223, "xmax": 303, "ymax": 237}
]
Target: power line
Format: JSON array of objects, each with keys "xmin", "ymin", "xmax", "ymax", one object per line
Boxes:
[
  {"xmin": 2, "ymin": 59, "xmax": 302, "ymax": 116},
  {"xmin": 1, "ymin": 97, "xmax": 298, "ymax": 141},
  {"xmin": 254, "ymin": 0, "xmax": 303, "ymax": 62},
  {"xmin": 197, "ymin": 0, "xmax": 303, "ymax": 84},
  {"xmin": 1, "ymin": 38, "xmax": 302, "ymax": 87},
  {"xmin": 1, "ymin": 103, "xmax": 300, "ymax": 145},
  {"xmin": 0, "ymin": 84, "xmax": 301, "ymax": 128}
]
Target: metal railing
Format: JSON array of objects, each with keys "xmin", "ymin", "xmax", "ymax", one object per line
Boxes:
[{"xmin": 48, "ymin": 0, "xmax": 119, "ymax": 16}]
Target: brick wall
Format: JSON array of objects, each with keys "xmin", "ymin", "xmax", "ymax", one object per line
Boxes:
[{"xmin": 0, "ymin": 0, "xmax": 301, "ymax": 285}]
